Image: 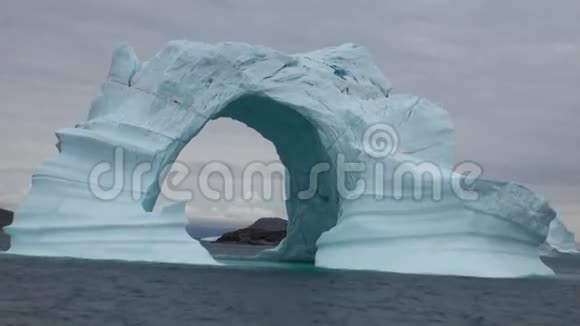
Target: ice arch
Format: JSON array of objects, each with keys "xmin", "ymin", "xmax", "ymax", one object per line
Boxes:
[
  {"xmin": 157, "ymin": 94, "xmax": 340, "ymax": 261},
  {"xmin": 6, "ymin": 41, "xmax": 576, "ymax": 277}
]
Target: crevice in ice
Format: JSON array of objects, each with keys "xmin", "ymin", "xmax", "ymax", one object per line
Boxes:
[
  {"xmin": 397, "ymin": 97, "xmax": 421, "ymax": 127},
  {"xmin": 262, "ymin": 61, "xmax": 298, "ymax": 80},
  {"xmin": 400, "ymin": 140, "xmax": 446, "ymax": 155}
]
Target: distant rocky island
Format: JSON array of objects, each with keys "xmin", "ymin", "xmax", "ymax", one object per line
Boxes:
[
  {"xmin": 213, "ymin": 217, "xmax": 287, "ymax": 246},
  {"xmin": 0, "ymin": 208, "xmax": 13, "ymax": 228},
  {"xmin": 0, "ymin": 208, "xmax": 14, "ymax": 251}
]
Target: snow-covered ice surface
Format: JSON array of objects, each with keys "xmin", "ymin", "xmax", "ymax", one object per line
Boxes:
[{"xmin": 6, "ymin": 41, "xmax": 576, "ymax": 278}]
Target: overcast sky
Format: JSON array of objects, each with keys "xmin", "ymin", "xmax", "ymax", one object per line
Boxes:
[{"xmin": 0, "ymin": 0, "xmax": 578, "ymax": 235}]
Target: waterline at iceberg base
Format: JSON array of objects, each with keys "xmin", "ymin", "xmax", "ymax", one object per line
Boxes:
[{"xmin": 6, "ymin": 41, "xmax": 576, "ymax": 278}]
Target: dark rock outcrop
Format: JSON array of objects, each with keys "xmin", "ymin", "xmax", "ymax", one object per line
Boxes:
[
  {"xmin": 216, "ymin": 218, "xmax": 287, "ymax": 245},
  {"xmin": 246, "ymin": 217, "xmax": 287, "ymax": 232},
  {"xmin": 0, "ymin": 208, "xmax": 13, "ymax": 228},
  {"xmin": 0, "ymin": 208, "xmax": 13, "ymax": 251}
]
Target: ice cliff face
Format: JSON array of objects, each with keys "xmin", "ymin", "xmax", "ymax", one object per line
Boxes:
[{"xmin": 6, "ymin": 41, "xmax": 576, "ymax": 278}]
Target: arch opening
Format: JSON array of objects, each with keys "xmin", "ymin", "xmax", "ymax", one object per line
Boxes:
[
  {"xmin": 154, "ymin": 117, "xmax": 288, "ymax": 255},
  {"xmin": 154, "ymin": 95, "xmax": 340, "ymax": 262}
]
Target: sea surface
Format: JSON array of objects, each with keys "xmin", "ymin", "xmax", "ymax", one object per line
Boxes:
[{"xmin": 1, "ymin": 243, "xmax": 579, "ymax": 326}]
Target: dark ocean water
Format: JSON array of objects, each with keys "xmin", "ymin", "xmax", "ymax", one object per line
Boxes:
[{"xmin": 1, "ymin": 244, "xmax": 579, "ymax": 326}]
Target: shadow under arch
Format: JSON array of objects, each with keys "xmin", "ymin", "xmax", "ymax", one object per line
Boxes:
[{"xmin": 147, "ymin": 95, "xmax": 340, "ymax": 262}]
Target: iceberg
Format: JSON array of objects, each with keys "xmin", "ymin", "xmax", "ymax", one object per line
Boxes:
[{"xmin": 6, "ymin": 41, "xmax": 576, "ymax": 278}]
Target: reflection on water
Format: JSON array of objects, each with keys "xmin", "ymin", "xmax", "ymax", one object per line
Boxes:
[{"xmin": 1, "ymin": 237, "xmax": 579, "ymax": 279}]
